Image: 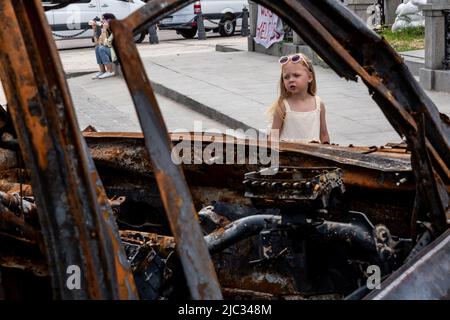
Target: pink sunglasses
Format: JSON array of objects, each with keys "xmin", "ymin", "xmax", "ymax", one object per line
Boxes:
[{"xmin": 278, "ymin": 54, "xmax": 307, "ymax": 65}]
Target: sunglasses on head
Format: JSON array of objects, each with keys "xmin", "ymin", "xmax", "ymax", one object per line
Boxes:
[{"xmin": 278, "ymin": 54, "xmax": 307, "ymax": 65}]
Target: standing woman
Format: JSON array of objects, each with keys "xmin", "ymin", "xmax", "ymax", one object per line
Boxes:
[{"xmin": 91, "ymin": 13, "xmax": 117, "ymax": 79}]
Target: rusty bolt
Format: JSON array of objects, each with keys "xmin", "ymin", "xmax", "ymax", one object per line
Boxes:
[
  {"xmin": 396, "ymin": 177, "xmax": 407, "ymax": 186},
  {"xmin": 271, "ymin": 182, "xmax": 280, "ymax": 189}
]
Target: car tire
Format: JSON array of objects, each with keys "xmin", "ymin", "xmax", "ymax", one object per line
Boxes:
[
  {"xmin": 133, "ymin": 32, "xmax": 146, "ymax": 43},
  {"xmin": 179, "ymin": 28, "xmax": 197, "ymax": 39},
  {"xmin": 219, "ymin": 16, "xmax": 235, "ymax": 37}
]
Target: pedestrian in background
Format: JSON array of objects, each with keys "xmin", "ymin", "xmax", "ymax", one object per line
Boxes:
[
  {"xmin": 148, "ymin": 24, "xmax": 159, "ymax": 44},
  {"xmin": 91, "ymin": 13, "xmax": 117, "ymax": 79},
  {"xmin": 267, "ymin": 53, "xmax": 330, "ymax": 144}
]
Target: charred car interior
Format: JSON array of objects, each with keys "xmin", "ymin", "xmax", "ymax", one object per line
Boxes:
[{"xmin": 0, "ymin": 0, "xmax": 448, "ymax": 300}]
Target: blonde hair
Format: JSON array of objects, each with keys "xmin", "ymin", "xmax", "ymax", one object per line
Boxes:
[{"xmin": 266, "ymin": 54, "xmax": 317, "ymax": 120}]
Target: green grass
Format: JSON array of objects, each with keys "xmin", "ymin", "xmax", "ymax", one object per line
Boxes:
[{"xmin": 378, "ymin": 26, "xmax": 425, "ymax": 52}]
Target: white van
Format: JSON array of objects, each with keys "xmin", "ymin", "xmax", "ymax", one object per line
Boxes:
[
  {"xmin": 43, "ymin": 0, "xmax": 147, "ymax": 42},
  {"xmin": 159, "ymin": 0, "xmax": 249, "ymax": 39}
]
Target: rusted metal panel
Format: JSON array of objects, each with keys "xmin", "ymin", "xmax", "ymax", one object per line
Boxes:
[
  {"xmin": 364, "ymin": 228, "xmax": 450, "ymax": 300},
  {"xmin": 83, "ymin": 132, "xmax": 416, "ymax": 239},
  {"xmin": 0, "ymin": 0, "xmax": 137, "ymax": 299},
  {"xmin": 84, "ymin": 132, "xmax": 415, "ymax": 192},
  {"xmin": 278, "ymin": 142, "xmax": 412, "ymax": 172}
]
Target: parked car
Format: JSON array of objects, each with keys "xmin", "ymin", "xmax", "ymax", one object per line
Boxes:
[
  {"xmin": 159, "ymin": 0, "xmax": 249, "ymax": 39},
  {"xmin": 43, "ymin": 0, "xmax": 147, "ymax": 42}
]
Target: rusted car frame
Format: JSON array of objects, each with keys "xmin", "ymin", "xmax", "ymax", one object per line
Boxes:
[
  {"xmin": 0, "ymin": 0, "xmax": 448, "ymax": 299},
  {"xmin": 0, "ymin": 0, "xmax": 140, "ymax": 299}
]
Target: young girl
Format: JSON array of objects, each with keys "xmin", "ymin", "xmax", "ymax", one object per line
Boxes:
[{"xmin": 267, "ymin": 53, "xmax": 330, "ymax": 144}]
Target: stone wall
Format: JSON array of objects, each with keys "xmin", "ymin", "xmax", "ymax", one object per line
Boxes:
[
  {"xmin": 419, "ymin": 0, "xmax": 450, "ymax": 92},
  {"xmin": 344, "ymin": 0, "xmax": 403, "ymax": 25},
  {"xmin": 385, "ymin": 0, "xmax": 403, "ymax": 25},
  {"xmin": 345, "ymin": 0, "xmax": 377, "ymax": 23}
]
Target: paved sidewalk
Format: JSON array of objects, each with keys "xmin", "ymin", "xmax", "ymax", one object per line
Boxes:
[
  {"xmin": 68, "ymin": 75, "xmax": 230, "ymax": 133},
  {"xmin": 59, "ymin": 37, "xmax": 246, "ymax": 76},
  {"xmin": 400, "ymin": 49, "xmax": 425, "ymax": 76}
]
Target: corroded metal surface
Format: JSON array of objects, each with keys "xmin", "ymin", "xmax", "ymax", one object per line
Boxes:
[
  {"xmin": 365, "ymin": 228, "xmax": 450, "ymax": 300},
  {"xmin": 83, "ymin": 132, "xmax": 418, "ymax": 238},
  {"xmin": 85, "ymin": 132, "xmax": 416, "ymax": 191},
  {"xmin": 0, "ymin": 0, "xmax": 137, "ymax": 299}
]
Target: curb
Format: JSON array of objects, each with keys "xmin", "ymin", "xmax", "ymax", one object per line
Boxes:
[
  {"xmin": 400, "ymin": 55, "xmax": 424, "ymax": 77},
  {"xmin": 65, "ymin": 69, "xmax": 258, "ymax": 131},
  {"xmin": 215, "ymin": 44, "xmax": 243, "ymax": 53},
  {"xmin": 65, "ymin": 70, "xmax": 97, "ymax": 79},
  {"xmin": 150, "ymin": 81, "xmax": 256, "ymax": 131}
]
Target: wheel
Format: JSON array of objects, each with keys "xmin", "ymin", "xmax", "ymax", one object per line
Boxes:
[
  {"xmin": 133, "ymin": 32, "xmax": 146, "ymax": 43},
  {"xmin": 219, "ymin": 16, "xmax": 236, "ymax": 37},
  {"xmin": 179, "ymin": 28, "xmax": 197, "ymax": 39}
]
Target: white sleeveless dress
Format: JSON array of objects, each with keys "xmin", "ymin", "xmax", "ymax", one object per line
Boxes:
[{"xmin": 279, "ymin": 96, "xmax": 322, "ymax": 143}]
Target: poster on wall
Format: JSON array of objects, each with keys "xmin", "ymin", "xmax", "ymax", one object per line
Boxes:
[{"xmin": 254, "ymin": 5, "xmax": 285, "ymax": 49}]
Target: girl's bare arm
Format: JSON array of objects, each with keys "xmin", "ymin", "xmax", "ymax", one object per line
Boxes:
[
  {"xmin": 269, "ymin": 103, "xmax": 285, "ymax": 141},
  {"xmin": 320, "ymin": 102, "xmax": 330, "ymax": 144}
]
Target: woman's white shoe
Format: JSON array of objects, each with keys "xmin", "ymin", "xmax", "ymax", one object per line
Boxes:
[
  {"xmin": 91, "ymin": 72, "xmax": 104, "ymax": 79},
  {"xmin": 98, "ymin": 71, "xmax": 115, "ymax": 79}
]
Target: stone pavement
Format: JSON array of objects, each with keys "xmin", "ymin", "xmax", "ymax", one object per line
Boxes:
[
  {"xmin": 59, "ymin": 36, "xmax": 246, "ymax": 76},
  {"xmin": 139, "ymin": 48, "xmax": 450, "ymax": 146},
  {"xmin": 400, "ymin": 49, "xmax": 425, "ymax": 76},
  {"xmin": 2, "ymin": 37, "xmax": 449, "ymax": 147},
  {"xmin": 68, "ymin": 75, "xmax": 231, "ymax": 133}
]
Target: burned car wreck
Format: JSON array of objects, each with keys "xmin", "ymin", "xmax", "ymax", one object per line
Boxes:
[{"xmin": 0, "ymin": 0, "xmax": 449, "ymax": 300}]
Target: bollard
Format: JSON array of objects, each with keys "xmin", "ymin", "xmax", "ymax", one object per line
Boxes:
[
  {"xmin": 196, "ymin": 13, "xmax": 207, "ymax": 40},
  {"xmin": 148, "ymin": 24, "xmax": 159, "ymax": 44},
  {"xmin": 242, "ymin": 6, "xmax": 249, "ymax": 37},
  {"xmin": 194, "ymin": 1, "xmax": 207, "ymax": 40}
]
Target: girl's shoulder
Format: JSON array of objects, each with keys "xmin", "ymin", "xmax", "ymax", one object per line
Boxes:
[
  {"xmin": 314, "ymin": 95, "xmax": 322, "ymax": 104},
  {"xmin": 314, "ymin": 95, "xmax": 326, "ymax": 111}
]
